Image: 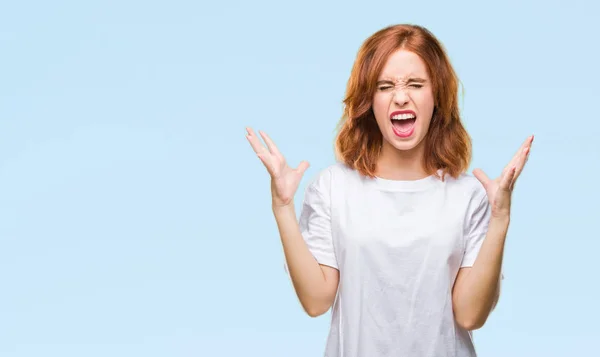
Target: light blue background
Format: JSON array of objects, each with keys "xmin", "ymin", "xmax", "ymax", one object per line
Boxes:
[{"xmin": 1, "ymin": 1, "xmax": 598, "ymax": 356}]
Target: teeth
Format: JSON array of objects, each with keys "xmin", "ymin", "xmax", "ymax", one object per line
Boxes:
[{"xmin": 391, "ymin": 113, "xmax": 416, "ymax": 120}]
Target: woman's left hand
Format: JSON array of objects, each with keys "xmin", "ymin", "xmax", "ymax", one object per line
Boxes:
[{"xmin": 473, "ymin": 135, "xmax": 534, "ymax": 218}]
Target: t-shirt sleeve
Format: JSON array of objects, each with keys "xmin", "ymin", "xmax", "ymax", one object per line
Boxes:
[
  {"xmin": 461, "ymin": 185, "xmax": 492, "ymax": 268},
  {"xmin": 284, "ymin": 168, "xmax": 338, "ymax": 273}
]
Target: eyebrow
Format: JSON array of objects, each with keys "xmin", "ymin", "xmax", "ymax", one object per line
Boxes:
[{"xmin": 376, "ymin": 77, "xmax": 427, "ymax": 85}]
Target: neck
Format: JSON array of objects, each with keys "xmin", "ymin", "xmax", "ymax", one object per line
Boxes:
[{"xmin": 375, "ymin": 141, "xmax": 428, "ymax": 181}]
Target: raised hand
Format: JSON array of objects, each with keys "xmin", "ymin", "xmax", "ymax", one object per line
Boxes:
[
  {"xmin": 473, "ymin": 135, "xmax": 534, "ymax": 218},
  {"xmin": 246, "ymin": 127, "xmax": 310, "ymax": 207}
]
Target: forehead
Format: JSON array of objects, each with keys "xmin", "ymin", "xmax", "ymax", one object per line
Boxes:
[{"xmin": 378, "ymin": 49, "xmax": 429, "ymax": 81}]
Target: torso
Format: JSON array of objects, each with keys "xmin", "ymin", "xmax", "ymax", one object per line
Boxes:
[{"xmin": 318, "ymin": 163, "xmax": 488, "ymax": 357}]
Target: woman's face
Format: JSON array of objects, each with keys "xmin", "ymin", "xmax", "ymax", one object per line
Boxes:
[{"xmin": 372, "ymin": 49, "xmax": 435, "ymax": 154}]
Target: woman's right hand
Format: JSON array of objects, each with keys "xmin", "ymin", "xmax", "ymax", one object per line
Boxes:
[{"xmin": 246, "ymin": 127, "xmax": 309, "ymax": 208}]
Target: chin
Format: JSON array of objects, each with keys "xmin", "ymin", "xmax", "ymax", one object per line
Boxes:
[
  {"xmin": 389, "ymin": 140, "xmax": 420, "ymax": 151},
  {"xmin": 384, "ymin": 124, "xmax": 426, "ymax": 152},
  {"xmin": 388, "ymin": 139, "xmax": 424, "ymax": 153}
]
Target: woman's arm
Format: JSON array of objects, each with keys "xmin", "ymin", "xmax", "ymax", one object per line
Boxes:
[
  {"xmin": 453, "ymin": 134, "xmax": 533, "ymax": 330},
  {"xmin": 452, "ymin": 215, "xmax": 508, "ymax": 330},
  {"xmin": 245, "ymin": 127, "xmax": 338, "ymax": 317},
  {"xmin": 274, "ymin": 203, "xmax": 339, "ymax": 317}
]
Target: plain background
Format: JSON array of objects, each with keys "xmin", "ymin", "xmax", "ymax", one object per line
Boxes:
[{"xmin": 1, "ymin": 1, "xmax": 599, "ymax": 356}]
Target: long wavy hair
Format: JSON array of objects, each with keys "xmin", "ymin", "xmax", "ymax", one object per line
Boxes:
[{"xmin": 334, "ymin": 24, "xmax": 471, "ymax": 179}]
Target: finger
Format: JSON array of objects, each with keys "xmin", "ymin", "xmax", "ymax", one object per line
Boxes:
[
  {"xmin": 256, "ymin": 153, "xmax": 277, "ymax": 176},
  {"xmin": 255, "ymin": 152, "xmax": 269, "ymax": 167},
  {"xmin": 505, "ymin": 141, "xmax": 526, "ymax": 169},
  {"xmin": 294, "ymin": 160, "xmax": 310, "ymax": 176},
  {"xmin": 259, "ymin": 130, "xmax": 284, "ymax": 159},
  {"xmin": 500, "ymin": 166, "xmax": 516, "ymax": 190},
  {"xmin": 507, "ymin": 135, "xmax": 534, "ymax": 169},
  {"xmin": 245, "ymin": 127, "xmax": 269, "ymax": 155},
  {"xmin": 513, "ymin": 134, "xmax": 534, "ymax": 180},
  {"xmin": 246, "ymin": 128, "xmax": 276, "ymax": 173},
  {"xmin": 513, "ymin": 146, "xmax": 531, "ymax": 181},
  {"xmin": 473, "ymin": 168, "xmax": 491, "ymax": 188},
  {"xmin": 510, "ymin": 146, "xmax": 532, "ymax": 190}
]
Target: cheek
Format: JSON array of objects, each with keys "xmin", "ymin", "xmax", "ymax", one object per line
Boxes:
[
  {"xmin": 372, "ymin": 95, "xmax": 390, "ymax": 118},
  {"xmin": 416, "ymin": 93, "xmax": 435, "ymax": 116}
]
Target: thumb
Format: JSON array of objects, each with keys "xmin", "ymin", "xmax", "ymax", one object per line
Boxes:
[
  {"xmin": 295, "ymin": 161, "xmax": 310, "ymax": 176},
  {"xmin": 473, "ymin": 168, "xmax": 490, "ymax": 187}
]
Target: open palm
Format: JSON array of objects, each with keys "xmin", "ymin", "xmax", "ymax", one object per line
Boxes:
[
  {"xmin": 246, "ymin": 127, "xmax": 309, "ymax": 207},
  {"xmin": 473, "ymin": 135, "xmax": 534, "ymax": 218}
]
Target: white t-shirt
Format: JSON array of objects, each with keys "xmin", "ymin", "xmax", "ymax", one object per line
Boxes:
[{"xmin": 292, "ymin": 162, "xmax": 493, "ymax": 357}]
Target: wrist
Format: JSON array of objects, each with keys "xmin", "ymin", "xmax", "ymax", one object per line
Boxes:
[
  {"xmin": 490, "ymin": 211, "xmax": 511, "ymax": 222},
  {"xmin": 272, "ymin": 201, "xmax": 295, "ymax": 214},
  {"xmin": 489, "ymin": 214, "xmax": 510, "ymax": 234}
]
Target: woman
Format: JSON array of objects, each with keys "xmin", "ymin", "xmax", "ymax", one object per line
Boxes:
[{"xmin": 246, "ymin": 24, "xmax": 532, "ymax": 357}]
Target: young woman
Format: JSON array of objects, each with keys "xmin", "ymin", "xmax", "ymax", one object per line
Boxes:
[{"xmin": 246, "ymin": 24, "xmax": 532, "ymax": 357}]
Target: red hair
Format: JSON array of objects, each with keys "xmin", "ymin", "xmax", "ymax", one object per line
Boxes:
[{"xmin": 334, "ymin": 24, "xmax": 471, "ymax": 179}]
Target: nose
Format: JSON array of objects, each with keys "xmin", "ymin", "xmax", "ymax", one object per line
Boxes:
[{"xmin": 393, "ymin": 88, "xmax": 409, "ymax": 107}]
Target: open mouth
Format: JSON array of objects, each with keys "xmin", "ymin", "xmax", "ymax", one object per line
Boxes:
[{"xmin": 390, "ymin": 111, "xmax": 416, "ymax": 138}]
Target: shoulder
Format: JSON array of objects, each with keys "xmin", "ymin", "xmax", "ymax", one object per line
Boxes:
[
  {"xmin": 306, "ymin": 161, "xmax": 358, "ymax": 189},
  {"xmin": 443, "ymin": 172, "xmax": 487, "ymax": 203}
]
